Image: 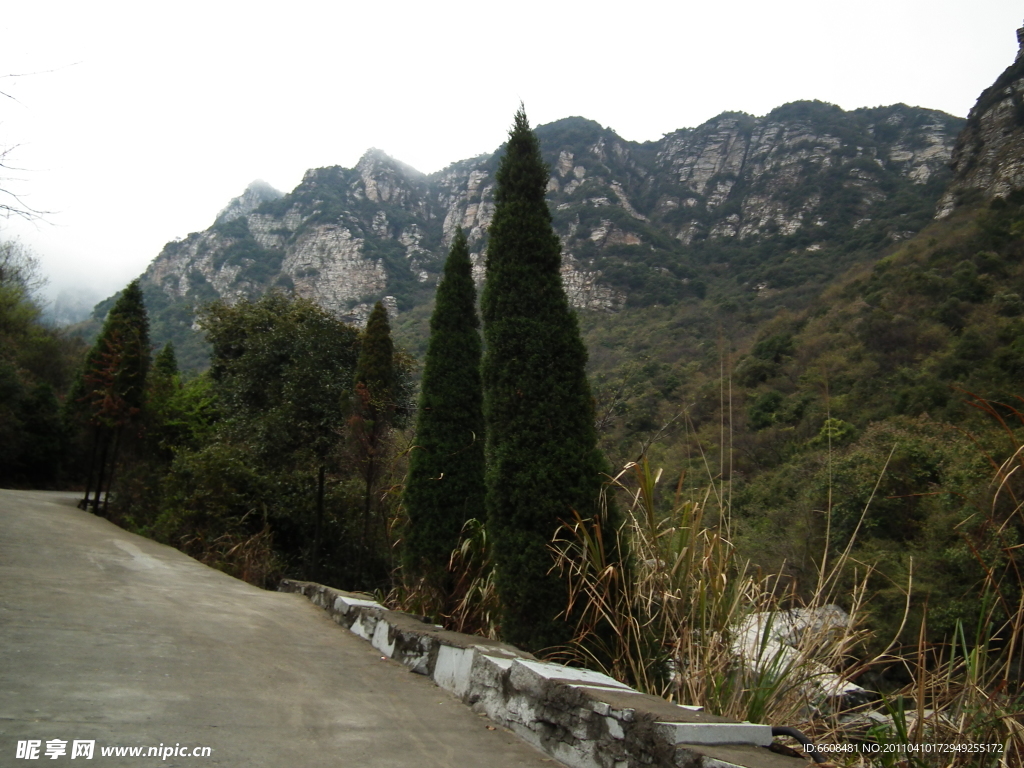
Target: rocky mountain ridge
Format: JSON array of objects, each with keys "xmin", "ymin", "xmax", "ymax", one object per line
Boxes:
[{"xmin": 119, "ymin": 99, "xmax": 968, "ymax": 367}]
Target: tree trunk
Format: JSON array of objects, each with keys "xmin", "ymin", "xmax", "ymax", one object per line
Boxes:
[
  {"xmin": 310, "ymin": 464, "xmax": 326, "ymax": 582},
  {"xmin": 358, "ymin": 453, "xmax": 376, "ymax": 581},
  {"xmin": 79, "ymin": 428, "xmax": 101, "ymax": 510},
  {"xmin": 91, "ymin": 432, "xmax": 111, "ymax": 515},
  {"xmin": 101, "ymin": 427, "xmax": 124, "ymax": 516}
]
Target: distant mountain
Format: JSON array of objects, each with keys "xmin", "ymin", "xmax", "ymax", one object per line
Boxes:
[
  {"xmin": 89, "ymin": 97, "xmax": 965, "ymax": 369},
  {"xmin": 44, "ymin": 286, "xmax": 104, "ymax": 327},
  {"xmin": 688, "ymin": 22, "xmax": 1024, "ymax": 646}
]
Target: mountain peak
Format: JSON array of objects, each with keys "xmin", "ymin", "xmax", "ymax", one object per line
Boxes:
[
  {"xmin": 356, "ymin": 148, "xmax": 424, "ymax": 179},
  {"xmin": 214, "ymin": 180, "xmax": 283, "ymax": 226}
]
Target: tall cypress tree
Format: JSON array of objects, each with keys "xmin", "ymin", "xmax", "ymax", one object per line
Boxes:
[
  {"xmin": 481, "ymin": 109, "xmax": 617, "ymax": 652},
  {"xmin": 71, "ymin": 279, "xmax": 150, "ymax": 513},
  {"xmin": 404, "ymin": 228, "xmax": 485, "ymax": 592}
]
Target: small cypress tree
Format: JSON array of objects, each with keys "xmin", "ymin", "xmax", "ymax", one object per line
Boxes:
[
  {"xmin": 481, "ymin": 109, "xmax": 618, "ymax": 652},
  {"xmin": 404, "ymin": 228, "xmax": 485, "ymax": 592},
  {"xmin": 350, "ymin": 300, "xmax": 397, "ymax": 580},
  {"xmin": 144, "ymin": 342, "xmax": 181, "ymax": 461},
  {"xmin": 153, "ymin": 342, "xmax": 178, "ymax": 378},
  {"xmin": 354, "ymin": 301, "xmax": 396, "ymax": 411},
  {"xmin": 90, "ymin": 280, "xmax": 150, "ymax": 415}
]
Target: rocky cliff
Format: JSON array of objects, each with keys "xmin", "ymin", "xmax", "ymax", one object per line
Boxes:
[
  {"xmin": 124, "ymin": 100, "xmax": 963, "ymax": 365},
  {"xmin": 937, "ymin": 22, "xmax": 1024, "ymax": 217}
]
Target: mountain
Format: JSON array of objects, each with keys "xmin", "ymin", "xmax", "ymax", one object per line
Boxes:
[{"xmin": 92, "ymin": 101, "xmax": 964, "ymax": 369}]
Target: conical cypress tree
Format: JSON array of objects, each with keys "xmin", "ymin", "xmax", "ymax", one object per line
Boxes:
[
  {"xmin": 481, "ymin": 109, "xmax": 617, "ymax": 652},
  {"xmin": 404, "ymin": 228, "xmax": 485, "ymax": 591},
  {"xmin": 153, "ymin": 342, "xmax": 178, "ymax": 378},
  {"xmin": 351, "ymin": 300, "xmax": 397, "ymax": 580},
  {"xmin": 70, "ymin": 279, "xmax": 151, "ymax": 512},
  {"xmin": 354, "ymin": 301, "xmax": 396, "ymax": 415},
  {"xmin": 86, "ymin": 280, "xmax": 151, "ymax": 415}
]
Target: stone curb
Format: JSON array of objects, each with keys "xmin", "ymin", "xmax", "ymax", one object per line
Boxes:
[{"xmin": 279, "ymin": 580, "xmax": 805, "ymax": 768}]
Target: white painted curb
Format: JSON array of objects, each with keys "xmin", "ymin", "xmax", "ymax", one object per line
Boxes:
[{"xmin": 280, "ymin": 581, "xmax": 795, "ymax": 768}]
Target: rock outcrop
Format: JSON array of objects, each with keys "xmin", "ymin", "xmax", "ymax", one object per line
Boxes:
[{"xmin": 937, "ymin": 21, "xmax": 1024, "ymax": 217}]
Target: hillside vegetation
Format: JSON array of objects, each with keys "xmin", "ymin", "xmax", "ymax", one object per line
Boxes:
[{"xmin": 581, "ymin": 191, "xmax": 1024, "ymax": 649}]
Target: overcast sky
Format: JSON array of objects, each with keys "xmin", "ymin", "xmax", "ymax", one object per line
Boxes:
[{"xmin": 3, "ymin": 0, "xmax": 1022, "ymax": 307}]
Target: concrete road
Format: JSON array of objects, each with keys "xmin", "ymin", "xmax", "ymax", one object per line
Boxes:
[{"xmin": 0, "ymin": 490, "xmax": 561, "ymax": 767}]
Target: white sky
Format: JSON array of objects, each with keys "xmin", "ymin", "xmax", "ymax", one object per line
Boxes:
[{"xmin": 2, "ymin": 0, "xmax": 1022, "ymax": 304}]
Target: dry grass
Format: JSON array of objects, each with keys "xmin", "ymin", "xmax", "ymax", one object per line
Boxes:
[
  {"xmin": 553, "ymin": 457, "xmax": 877, "ymax": 726},
  {"xmin": 182, "ymin": 522, "xmax": 283, "ymax": 589},
  {"xmin": 385, "ymin": 517, "xmax": 500, "ymax": 639}
]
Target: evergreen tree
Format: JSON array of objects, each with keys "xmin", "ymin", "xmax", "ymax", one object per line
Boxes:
[
  {"xmin": 404, "ymin": 229, "xmax": 485, "ymax": 593},
  {"xmin": 142, "ymin": 342, "xmax": 182, "ymax": 461},
  {"xmin": 481, "ymin": 108, "xmax": 618, "ymax": 652},
  {"xmin": 354, "ymin": 301, "xmax": 396, "ymax": 410},
  {"xmin": 71, "ymin": 279, "xmax": 150, "ymax": 513},
  {"xmin": 153, "ymin": 342, "xmax": 178, "ymax": 378},
  {"xmin": 350, "ymin": 300, "xmax": 397, "ymax": 580}
]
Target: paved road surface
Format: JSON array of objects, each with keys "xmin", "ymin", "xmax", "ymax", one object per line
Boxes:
[{"xmin": 0, "ymin": 490, "xmax": 560, "ymax": 767}]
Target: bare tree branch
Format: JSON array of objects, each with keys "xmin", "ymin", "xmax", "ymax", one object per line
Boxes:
[
  {"xmin": 0, "ymin": 142, "xmax": 52, "ymax": 222},
  {"xmin": 0, "ymin": 67, "xmax": 76, "ymax": 220},
  {"xmin": 1, "ymin": 66, "xmax": 78, "ymax": 102}
]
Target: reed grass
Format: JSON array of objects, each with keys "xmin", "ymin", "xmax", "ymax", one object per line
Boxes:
[{"xmin": 552, "ymin": 456, "xmax": 877, "ymax": 729}]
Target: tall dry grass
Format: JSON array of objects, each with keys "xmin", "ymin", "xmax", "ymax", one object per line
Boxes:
[
  {"xmin": 552, "ymin": 456, "xmax": 878, "ymax": 728},
  {"xmin": 182, "ymin": 522, "xmax": 283, "ymax": 588},
  {"xmin": 385, "ymin": 517, "xmax": 500, "ymax": 639}
]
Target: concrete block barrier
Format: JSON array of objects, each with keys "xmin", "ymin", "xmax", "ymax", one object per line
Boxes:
[{"xmin": 279, "ymin": 580, "xmax": 804, "ymax": 768}]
